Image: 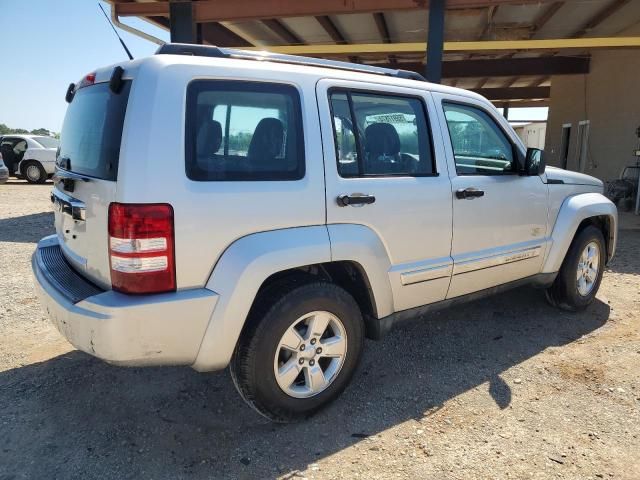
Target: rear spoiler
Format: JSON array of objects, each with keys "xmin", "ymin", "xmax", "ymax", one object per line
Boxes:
[{"xmin": 65, "ymin": 66, "xmax": 126, "ymax": 103}]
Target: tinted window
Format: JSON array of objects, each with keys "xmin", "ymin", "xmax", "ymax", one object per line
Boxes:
[
  {"xmin": 330, "ymin": 90, "xmax": 434, "ymax": 177},
  {"xmin": 186, "ymin": 81, "xmax": 304, "ymax": 181},
  {"xmin": 58, "ymin": 81, "xmax": 131, "ymax": 181},
  {"xmin": 443, "ymin": 103, "xmax": 515, "ymax": 175}
]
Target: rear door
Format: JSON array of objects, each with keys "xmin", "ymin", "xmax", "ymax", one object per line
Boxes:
[
  {"xmin": 52, "ymin": 78, "xmax": 132, "ymax": 289},
  {"xmin": 317, "ymin": 79, "xmax": 453, "ymax": 312},
  {"xmin": 433, "ymin": 93, "xmax": 549, "ymax": 299}
]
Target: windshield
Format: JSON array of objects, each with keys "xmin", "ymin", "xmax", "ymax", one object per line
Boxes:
[
  {"xmin": 57, "ymin": 81, "xmax": 131, "ymax": 180},
  {"xmin": 32, "ymin": 136, "xmax": 59, "ymax": 149}
]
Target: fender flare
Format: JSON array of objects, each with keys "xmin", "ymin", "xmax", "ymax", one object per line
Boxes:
[
  {"xmin": 326, "ymin": 224, "xmax": 394, "ymax": 319},
  {"xmin": 542, "ymin": 192, "xmax": 617, "ymax": 274},
  {"xmin": 193, "ymin": 226, "xmax": 332, "ymax": 371},
  {"xmin": 192, "ymin": 224, "xmax": 396, "ymax": 372}
]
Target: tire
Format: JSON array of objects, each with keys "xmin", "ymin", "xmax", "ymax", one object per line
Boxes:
[
  {"xmin": 22, "ymin": 161, "xmax": 47, "ymax": 184},
  {"xmin": 230, "ymin": 281, "xmax": 364, "ymax": 423},
  {"xmin": 545, "ymin": 225, "xmax": 606, "ymax": 311}
]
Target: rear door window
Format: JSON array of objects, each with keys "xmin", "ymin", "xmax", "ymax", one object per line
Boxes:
[
  {"xmin": 57, "ymin": 81, "xmax": 132, "ymax": 180},
  {"xmin": 329, "ymin": 90, "xmax": 434, "ymax": 177},
  {"xmin": 185, "ymin": 80, "xmax": 305, "ymax": 181}
]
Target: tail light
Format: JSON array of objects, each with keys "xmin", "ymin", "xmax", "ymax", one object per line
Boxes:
[{"xmin": 108, "ymin": 203, "xmax": 176, "ymax": 294}]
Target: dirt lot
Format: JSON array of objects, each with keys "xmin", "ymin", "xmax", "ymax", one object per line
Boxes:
[{"xmin": 1, "ymin": 180, "xmax": 639, "ymax": 480}]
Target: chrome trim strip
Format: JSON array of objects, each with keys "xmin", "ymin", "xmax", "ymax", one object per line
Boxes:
[
  {"xmin": 453, "ymin": 246, "xmax": 542, "ymax": 276},
  {"xmin": 400, "ymin": 263, "xmax": 453, "ymax": 285}
]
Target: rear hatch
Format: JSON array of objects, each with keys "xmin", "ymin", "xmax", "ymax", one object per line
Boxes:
[{"xmin": 52, "ymin": 73, "xmax": 132, "ymax": 289}]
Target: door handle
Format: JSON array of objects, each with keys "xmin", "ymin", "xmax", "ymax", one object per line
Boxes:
[
  {"xmin": 455, "ymin": 188, "xmax": 485, "ymax": 200},
  {"xmin": 337, "ymin": 194, "xmax": 376, "ymax": 207}
]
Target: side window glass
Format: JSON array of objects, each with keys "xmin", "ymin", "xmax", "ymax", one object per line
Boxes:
[
  {"xmin": 330, "ymin": 93, "xmax": 359, "ymax": 176},
  {"xmin": 330, "ymin": 91, "xmax": 434, "ymax": 177},
  {"xmin": 186, "ymin": 81, "xmax": 305, "ymax": 181},
  {"xmin": 443, "ymin": 103, "xmax": 515, "ymax": 175}
]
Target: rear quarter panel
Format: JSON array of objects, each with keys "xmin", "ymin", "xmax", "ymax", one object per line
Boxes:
[{"xmin": 115, "ymin": 57, "xmax": 326, "ymax": 289}]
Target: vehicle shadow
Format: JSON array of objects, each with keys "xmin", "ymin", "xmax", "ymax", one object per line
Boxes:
[
  {"xmin": 0, "ymin": 288, "xmax": 609, "ymax": 479},
  {"xmin": 0, "ymin": 212, "xmax": 54, "ymax": 243},
  {"xmin": 605, "ymin": 229, "xmax": 640, "ymax": 276},
  {"xmin": 2, "ymin": 179, "xmax": 53, "ymax": 185}
]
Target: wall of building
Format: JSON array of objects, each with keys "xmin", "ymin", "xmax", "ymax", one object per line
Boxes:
[
  {"xmin": 546, "ymin": 49, "xmax": 640, "ymax": 182},
  {"xmin": 514, "ymin": 122, "xmax": 547, "ymax": 149}
]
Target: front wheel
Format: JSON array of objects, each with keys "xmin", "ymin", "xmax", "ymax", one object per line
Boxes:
[
  {"xmin": 545, "ymin": 225, "xmax": 606, "ymax": 311},
  {"xmin": 230, "ymin": 281, "xmax": 364, "ymax": 422},
  {"xmin": 22, "ymin": 161, "xmax": 47, "ymax": 184}
]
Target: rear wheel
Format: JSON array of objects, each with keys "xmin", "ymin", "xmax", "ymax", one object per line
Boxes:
[
  {"xmin": 545, "ymin": 225, "xmax": 605, "ymax": 311},
  {"xmin": 22, "ymin": 161, "xmax": 47, "ymax": 184},
  {"xmin": 230, "ymin": 281, "xmax": 364, "ymax": 422}
]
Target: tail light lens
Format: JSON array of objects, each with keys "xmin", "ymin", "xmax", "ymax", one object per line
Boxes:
[{"xmin": 108, "ymin": 203, "xmax": 176, "ymax": 294}]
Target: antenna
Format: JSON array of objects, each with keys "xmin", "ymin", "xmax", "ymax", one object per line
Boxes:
[{"xmin": 99, "ymin": 3, "xmax": 134, "ymax": 61}]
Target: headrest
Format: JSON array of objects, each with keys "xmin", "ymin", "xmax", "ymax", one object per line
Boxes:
[
  {"xmin": 196, "ymin": 118, "xmax": 222, "ymax": 158},
  {"xmin": 364, "ymin": 123, "xmax": 400, "ymax": 157},
  {"xmin": 248, "ymin": 118, "xmax": 284, "ymax": 160}
]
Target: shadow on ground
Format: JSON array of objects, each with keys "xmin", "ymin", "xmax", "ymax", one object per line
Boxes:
[
  {"xmin": 0, "ymin": 212, "xmax": 54, "ymax": 243},
  {"xmin": 0, "ymin": 287, "xmax": 609, "ymax": 479},
  {"xmin": 606, "ymin": 230, "xmax": 640, "ymax": 276}
]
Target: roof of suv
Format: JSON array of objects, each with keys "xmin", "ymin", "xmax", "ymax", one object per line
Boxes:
[{"xmin": 91, "ymin": 43, "xmax": 488, "ymax": 106}]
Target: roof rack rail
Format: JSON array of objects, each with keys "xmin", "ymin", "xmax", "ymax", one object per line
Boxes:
[{"xmin": 156, "ymin": 43, "xmax": 426, "ymax": 82}]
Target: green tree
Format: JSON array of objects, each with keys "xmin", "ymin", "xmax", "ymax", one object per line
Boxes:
[{"xmin": 30, "ymin": 128, "xmax": 51, "ymax": 136}]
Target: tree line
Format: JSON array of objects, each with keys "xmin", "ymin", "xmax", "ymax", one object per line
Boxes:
[{"xmin": 0, "ymin": 124, "xmax": 59, "ymax": 138}]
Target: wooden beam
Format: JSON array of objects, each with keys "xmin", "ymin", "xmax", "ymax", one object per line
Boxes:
[
  {"xmin": 146, "ymin": 16, "xmax": 170, "ymax": 30},
  {"xmin": 476, "ymin": 78, "xmax": 489, "ymax": 89},
  {"xmin": 527, "ymin": 76, "xmax": 549, "ymax": 87},
  {"xmin": 373, "ymin": 13, "xmax": 391, "ymax": 43},
  {"xmin": 478, "ymin": 5, "xmax": 498, "ymax": 40},
  {"xmin": 114, "ymin": 0, "xmax": 559, "ymax": 23},
  {"xmin": 502, "ymin": 76, "xmax": 519, "ymax": 88},
  {"xmin": 493, "ymin": 100, "xmax": 549, "ymax": 108},
  {"xmin": 376, "ymin": 56, "xmax": 590, "ymax": 78},
  {"xmin": 315, "ymin": 16, "xmax": 347, "ymax": 44},
  {"xmin": 471, "ymin": 86, "xmax": 550, "ymax": 100},
  {"xmin": 262, "ymin": 19, "xmax": 303, "ymax": 45},
  {"xmin": 250, "ymin": 37, "xmax": 640, "ymax": 55},
  {"xmin": 532, "ymin": 1, "xmax": 564, "ymax": 33},
  {"xmin": 200, "ymin": 22, "xmax": 253, "ymax": 47},
  {"xmin": 572, "ymin": 0, "xmax": 632, "ymax": 38}
]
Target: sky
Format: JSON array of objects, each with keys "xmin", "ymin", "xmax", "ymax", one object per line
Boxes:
[
  {"xmin": 0, "ymin": 0, "xmax": 169, "ymax": 132},
  {"xmin": 0, "ymin": 0, "xmax": 547, "ymax": 133}
]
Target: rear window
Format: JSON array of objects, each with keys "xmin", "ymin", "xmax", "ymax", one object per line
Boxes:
[
  {"xmin": 57, "ymin": 81, "xmax": 131, "ymax": 181},
  {"xmin": 185, "ymin": 80, "xmax": 305, "ymax": 181},
  {"xmin": 32, "ymin": 136, "xmax": 59, "ymax": 149}
]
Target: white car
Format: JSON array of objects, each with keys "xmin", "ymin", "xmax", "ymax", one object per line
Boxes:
[
  {"xmin": 0, "ymin": 154, "xmax": 8, "ymax": 184},
  {"xmin": 0, "ymin": 134, "xmax": 59, "ymax": 183},
  {"xmin": 32, "ymin": 44, "xmax": 617, "ymax": 422}
]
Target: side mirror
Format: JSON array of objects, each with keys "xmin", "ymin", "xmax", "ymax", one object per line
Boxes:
[{"xmin": 524, "ymin": 147, "xmax": 545, "ymax": 176}]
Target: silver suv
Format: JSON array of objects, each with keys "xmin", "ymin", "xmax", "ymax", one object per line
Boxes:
[{"xmin": 32, "ymin": 44, "xmax": 617, "ymax": 422}]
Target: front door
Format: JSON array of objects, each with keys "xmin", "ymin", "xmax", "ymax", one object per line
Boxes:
[
  {"xmin": 433, "ymin": 93, "xmax": 549, "ymax": 299},
  {"xmin": 317, "ymin": 79, "xmax": 453, "ymax": 312}
]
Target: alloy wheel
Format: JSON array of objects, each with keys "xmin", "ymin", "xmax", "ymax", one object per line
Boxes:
[{"xmin": 273, "ymin": 310, "xmax": 348, "ymax": 398}]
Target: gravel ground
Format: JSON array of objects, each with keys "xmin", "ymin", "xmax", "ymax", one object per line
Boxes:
[{"xmin": 1, "ymin": 180, "xmax": 639, "ymax": 480}]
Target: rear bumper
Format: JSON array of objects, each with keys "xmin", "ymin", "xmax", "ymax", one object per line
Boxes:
[{"xmin": 32, "ymin": 235, "xmax": 219, "ymax": 367}]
